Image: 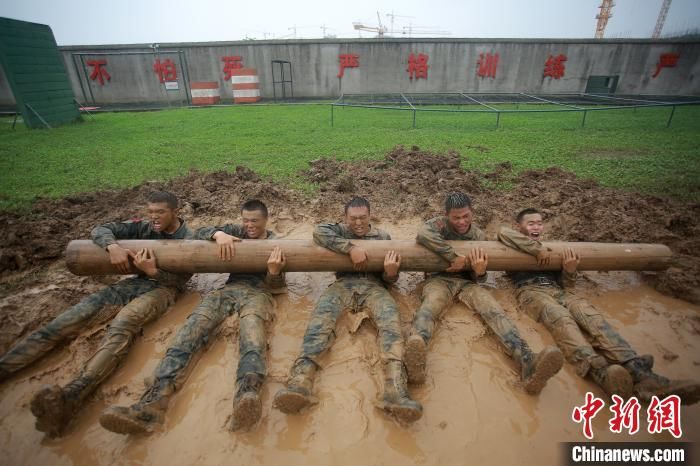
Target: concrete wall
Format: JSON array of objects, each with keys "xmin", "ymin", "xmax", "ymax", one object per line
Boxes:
[{"xmin": 3, "ymin": 38, "xmax": 698, "ymax": 105}]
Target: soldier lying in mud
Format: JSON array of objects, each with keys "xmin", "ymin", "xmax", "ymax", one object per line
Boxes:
[
  {"xmin": 499, "ymin": 208, "xmax": 700, "ymax": 405},
  {"xmin": 273, "ymin": 196, "xmax": 423, "ymax": 424},
  {"xmin": 99, "ymin": 199, "xmax": 286, "ymax": 434},
  {"xmin": 0, "ymin": 191, "xmax": 192, "ymax": 438},
  {"xmin": 404, "ymin": 193, "xmax": 563, "ymax": 394}
]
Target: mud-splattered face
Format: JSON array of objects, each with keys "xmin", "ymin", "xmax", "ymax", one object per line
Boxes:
[
  {"xmin": 518, "ymin": 213, "xmax": 544, "ymax": 241},
  {"xmin": 345, "ymin": 206, "xmax": 371, "ymax": 237},
  {"xmin": 446, "ymin": 206, "xmax": 473, "ymax": 235},
  {"xmin": 148, "ymin": 202, "xmax": 178, "ymax": 233},
  {"xmin": 242, "ymin": 209, "xmax": 268, "ymax": 239}
]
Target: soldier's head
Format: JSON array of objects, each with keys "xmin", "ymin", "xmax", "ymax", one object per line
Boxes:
[
  {"xmin": 241, "ymin": 199, "xmax": 269, "ymax": 239},
  {"xmin": 444, "ymin": 192, "xmax": 473, "ymax": 235},
  {"xmin": 515, "ymin": 208, "xmax": 544, "ymax": 240},
  {"xmin": 147, "ymin": 191, "xmax": 180, "ymax": 233},
  {"xmin": 344, "ymin": 196, "xmax": 371, "ymax": 237}
]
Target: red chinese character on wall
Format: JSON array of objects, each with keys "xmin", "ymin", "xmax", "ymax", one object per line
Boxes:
[
  {"xmin": 222, "ymin": 56, "xmax": 243, "ymax": 80},
  {"xmin": 407, "ymin": 53, "xmax": 429, "ymax": 80},
  {"xmin": 477, "ymin": 52, "xmax": 499, "ymax": 79},
  {"xmin": 608, "ymin": 395, "xmax": 641, "ymax": 435},
  {"xmin": 337, "ymin": 54, "xmax": 359, "ymax": 78},
  {"xmin": 647, "ymin": 395, "xmax": 682, "ymax": 438},
  {"xmin": 87, "ymin": 59, "xmax": 111, "ymax": 86},
  {"xmin": 652, "ymin": 53, "xmax": 680, "ymax": 78},
  {"xmin": 543, "ymin": 54, "xmax": 567, "ymax": 79},
  {"xmin": 572, "ymin": 392, "xmax": 605, "ymax": 439},
  {"xmin": 153, "ymin": 59, "xmax": 177, "ymax": 83}
]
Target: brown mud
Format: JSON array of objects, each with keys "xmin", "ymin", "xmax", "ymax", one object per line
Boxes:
[{"xmin": 0, "ymin": 147, "xmax": 699, "ymax": 465}]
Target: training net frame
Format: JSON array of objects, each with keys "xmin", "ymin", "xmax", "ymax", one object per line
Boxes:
[{"xmin": 329, "ymin": 92, "xmax": 700, "ymax": 128}]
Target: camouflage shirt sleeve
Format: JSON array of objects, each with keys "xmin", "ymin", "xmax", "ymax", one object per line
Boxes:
[
  {"xmin": 91, "ymin": 221, "xmax": 143, "ymax": 249},
  {"xmin": 497, "ymin": 227, "xmax": 543, "ymax": 257},
  {"xmin": 194, "ymin": 224, "xmax": 246, "ymax": 240},
  {"xmin": 151, "ymin": 269, "xmax": 192, "ymax": 292},
  {"xmin": 416, "ymin": 218, "xmax": 457, "ymax": 262},
  {"xmin": 558, "ymin": 269, "xmax": 578, "ymax": 289},
  {"xmin": 313, "ymin": 223, "xmax": 353, "ymax": 254}
]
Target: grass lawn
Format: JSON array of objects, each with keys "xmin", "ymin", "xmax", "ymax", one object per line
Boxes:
[{"xmin": 0, "ymin": 103, "xmax": 699, "ymax": 211}]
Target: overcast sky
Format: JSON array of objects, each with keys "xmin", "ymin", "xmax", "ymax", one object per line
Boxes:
[{"xmin": 1, "ymin": 0, "xmax": 699, "ymax": 45}]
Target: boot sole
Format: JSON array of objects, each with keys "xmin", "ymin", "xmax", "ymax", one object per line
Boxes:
[
  {"xmin": 604, "ymin": 365, "xmax": 634, "ymax": 399},
  {"xmin": 30, "ymin": 385, "xmax": 69, "ymax": 438},
  {"xmin": 524, "ymin": 348, "xmax": 564, "ymax": 395},
  {"xmin": 273, "ymin": 390, "xmax": 313, "ymax": 414},
  {"xmin": 231, "ymin": 393, "xmax": 261, "ymax": 431},
  {"xmin": 404, "ymin": 336, "xmax": 427, "ymax": 385},
  {"xmin": 99, "ymin": 408, "xmax": 155, "ymax": 435},
  {"xmin": 383, "ymin": 404, "xmax": 423, "ymax": 424}
]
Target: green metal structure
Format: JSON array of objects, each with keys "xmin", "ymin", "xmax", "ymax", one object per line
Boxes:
[{"xmin": 0, "ymin": 17, "xmax": 81, "ymax": 128}]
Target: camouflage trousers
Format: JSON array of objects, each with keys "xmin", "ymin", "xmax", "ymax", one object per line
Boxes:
[
  {"xmin": 296, "ymin": 278, "xmax": 403, "ymax": 367},
  {"xmin": 150, "ymin": 281, "xmax": 274, "ymax": 389},
  {"xmin": 516, "ymin": 285, "xmax": 638, "ymax": 377},
  {"xmin": 412, "ymin": 275, "xmax": 526, "ymax": 358},
  {"xmin": 0, "ymin": 277, "xmax": 177, "ymax": 383}
]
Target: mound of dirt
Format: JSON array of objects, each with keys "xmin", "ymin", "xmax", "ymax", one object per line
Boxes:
[
  {"xmin": 302, "ymin": 145, "xmax": 486, "ymax": 221},
  {"xmin": 0, "ymin": 145, "xmax": 698, "ymax": 352}
]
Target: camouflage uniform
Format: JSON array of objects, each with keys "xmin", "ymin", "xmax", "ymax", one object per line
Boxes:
[
  {"xmin": 0, "ymin": 219, "xmax": 191, "ymax": 379},
  {"xmin": 498, "ymin": 227, "xmax": 700, "ymax": 404},
  {"xmin": 99, "ymin": 224, "xmax": 285, "ymax": 434},
  {"xmin": 405, "ymin": 217, "xmax": 563, "ymax": 394},
  {"xmin": 274, "ymin": 223, "xmax": 422, "ymax": 423},
  {"xmin": 2, "ymin": 218, "xmax": 193, "ymax": 437}
]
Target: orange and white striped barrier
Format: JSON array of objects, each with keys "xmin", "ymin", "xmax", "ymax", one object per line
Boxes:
[
  {"xmin": 231, "ymin": 68, "xmax": 261, "ymax": 103},
  {"xmin": 190, "ymin": 82, "xmax": 221, "ymax": 105}
]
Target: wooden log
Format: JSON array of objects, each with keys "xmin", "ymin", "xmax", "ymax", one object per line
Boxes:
[{"xmin": 65, "ymin": 240, "xmax": 672, "ymax": 276}]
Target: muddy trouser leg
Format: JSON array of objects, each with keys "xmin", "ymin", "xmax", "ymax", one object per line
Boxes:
[
  {"xmin": 364, "ymin": 284, "xmax": 404, "ymax": 364},
  {"xmin": 236, "ymin": 290, "xmax": 275, "ymax": 381},
  {"xmin": 517, "ymin": 286, "xmax": 603, "ymax": 377},
  {"xmin": 80, "ymin": 286, "xmax": 178, "ymax": 387},
  {"xmin": 297, "ymin": 282, "xmax": 349, "ymax": 367},
  {"xmin": 0, "ymin": 278, "xmax": 158, "ymax": 374},
  {"xmin": 560, "ymin": 291, "xmax": 638, "ymax": 367},
  {"xmin": 149, "ymin": 287, "xmax": 234, "ymax": 391},
  {"xmin": 411, "ymin": 278, "xmax": 455, "ymax": 344},
  {"xmin": 459, "ymin": 283, "xmax": 527, "ymax": 359}
]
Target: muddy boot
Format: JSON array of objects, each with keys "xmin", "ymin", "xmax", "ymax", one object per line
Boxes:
[
  {"xmin": 231, "ymin": 373, "xmax": 264, "ymax": 431},
  {"xmin": 273, "ymin": 358, "xmax": 318, "ymax": 414},
  {"xmin": 377, "ymin": 360, "xmax": 423, "ymax": 424},
  {"xmin": 99, "ymin": 380, "xmax": 175, "ymax": 435},
  {"xmin": 589, "ymin": 364, "xmax": 633, "ymax": 399},
  {"xmin": 624, "ymin": 355, "xmax": 700, "ymax": 406},
  {"xmin": 404, "ymin": 334, "xmax": 428, "ymax": 385},
  {"xmin": 30, "ymin": 375, "xmax": 94, "ymax": 438},
  {"xmin": 518, "ymin": 346, "xmax": 564, "ymax": 395}
]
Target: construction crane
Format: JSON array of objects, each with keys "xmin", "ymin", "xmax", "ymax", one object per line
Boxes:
[
  {"xmin": 594, "ymin": 0, "xmax": 614, "ymax": 39},
  {"xmin": 352, "ymin": 11, "xmax": 388, "ymax": 38},
  {"xmin": 652, "ymin": 0, "xmax": 673, "ymax": 38},
  {"xmin": 401, "ymin": 24, "xmax": 451, "ymax": 38},
  {"xmin": 386, "ymin": 11, "xmax": 414, "ymax": 35}
]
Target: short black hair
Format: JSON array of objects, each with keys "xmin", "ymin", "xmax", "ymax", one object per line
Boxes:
[
  {"xmin": 241, "ymin": 199, "xmax": 268, "ymax": 217},
  {"xmin": 516, "ymin": 208, "xmax": 542, "ymax": 223},
  {"xmin": 445, "ymin": 192, "xmax": 472, "ymax": 213},
  {"xmin": 344, "ymin": 196, "xmax": 370, "ymax": 214},
  {"xmin": 147, "ymin": 191, "xmax": 179, "ymax": 209}
]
